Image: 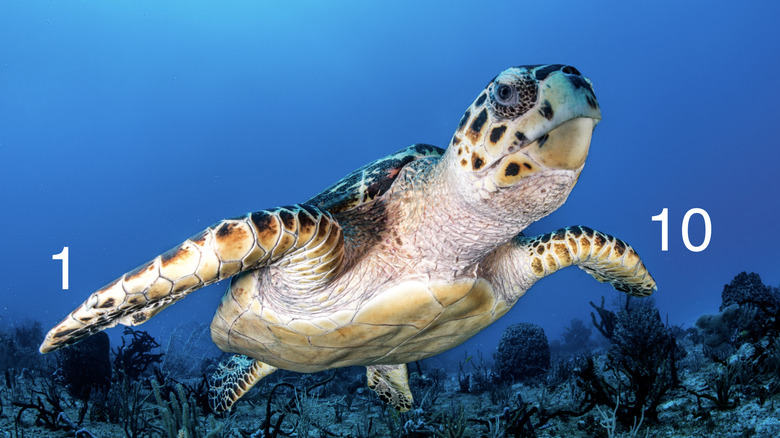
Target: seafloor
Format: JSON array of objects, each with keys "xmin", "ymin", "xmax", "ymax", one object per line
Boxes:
[{"xmin": 1, "ymin": 272, "xmax": 778, "ymax": 438}]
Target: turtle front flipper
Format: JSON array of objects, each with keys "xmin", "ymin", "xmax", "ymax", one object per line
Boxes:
[
  {"xmin": 366, "ymin": 364, "xmax": 413, "ymax": 412},
  {"xmin": 40, "ymin": 205, "xmax": 344, "ymax": 353},
  {"xmin": 208, "ymin": 355, "xmax": 276, "ymax": 413},
  {"xmin": 510, "ymin": 226, "xmax": 656, "ymax": 297}
]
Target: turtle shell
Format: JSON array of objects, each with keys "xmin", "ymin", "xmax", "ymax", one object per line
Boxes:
[{"xmin": 307, "ymin": 143, "xmax": 443, "ymax": 213}]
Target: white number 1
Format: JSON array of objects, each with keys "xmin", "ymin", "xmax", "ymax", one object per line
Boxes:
[
  {"xmin": 651, "ymin": 208, "xmax": 669, "ymax": 251},
  {"xmin": 52, "ymin": 247, "xmax": 69, "ymax": 290}
]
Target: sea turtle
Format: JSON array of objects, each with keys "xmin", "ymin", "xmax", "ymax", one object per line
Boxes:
[{"xmin": 40, "ymin": 64, "xmax": 656, "ymax": 413}]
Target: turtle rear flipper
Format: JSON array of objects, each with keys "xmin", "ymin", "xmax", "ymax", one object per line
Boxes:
[
  {"xmin": 40, "ymin": 205, "xmax": 344, "ymax": 353},
  {"xmin": 366, "ymin": 364, "xmax": 413, "ymax": 412},
  {"xmin": 209, "ymin": 355, "xmax": 276, "ymax": 413}
]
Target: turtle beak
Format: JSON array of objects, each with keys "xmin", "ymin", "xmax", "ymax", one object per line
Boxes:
[
  {"xmin": 517, "ymin": 69, "xmax": 601, "ymax": 172},
  {"xmin": 525, "ymin": 116, "xmax": 599, "ymax": 171}
]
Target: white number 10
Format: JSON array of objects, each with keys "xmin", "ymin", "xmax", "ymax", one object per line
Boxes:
[{"xmin": 652, "ymin": 208, "xmax": 711, "ymax": 252}]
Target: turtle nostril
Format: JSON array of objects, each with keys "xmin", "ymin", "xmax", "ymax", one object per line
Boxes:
[{"xmin": 562, "ymin": 66, "xmax": 581, "ymax": 76}]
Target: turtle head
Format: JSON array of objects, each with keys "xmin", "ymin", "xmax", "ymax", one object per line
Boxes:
[{"xmin": 445, "ymin": 64, "xmax": 601, "ymax": 220}]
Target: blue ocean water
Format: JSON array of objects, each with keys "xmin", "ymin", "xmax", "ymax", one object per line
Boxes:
[{"xmin": 1, "ymin": 0, "xmax": 778, "ymax": 385}]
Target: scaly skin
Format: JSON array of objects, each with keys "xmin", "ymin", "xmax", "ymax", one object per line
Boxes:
[
  {"xmin": 520, "ymin": 226, "xmax": 656, "ymax": 295},
  {"xmin": 208, "ymin": 355, "xmax": 276, "ymax": 414},
  {"xmin": 39, "ymin": 205, "xmax": 343, "ymax": 353}
]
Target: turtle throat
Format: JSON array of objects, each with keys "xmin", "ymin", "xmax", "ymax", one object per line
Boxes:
[
  {"xmin": 433, "ymin": 147, "xmax": 579, "ymax": 256},
  {"xmin": 382, "ymin": 156, "xmax": 567, "ymax": 277}
]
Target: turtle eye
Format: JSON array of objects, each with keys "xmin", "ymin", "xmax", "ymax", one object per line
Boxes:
[{"xmin": 494, "ymin": 83, "xmax": 516, "ymax": 106}]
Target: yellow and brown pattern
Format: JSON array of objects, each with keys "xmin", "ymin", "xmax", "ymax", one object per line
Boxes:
[
  {"xmin": 208, "ymin": 355, "xmax": 276, "ymax": 414},
  {"xmin": 366, "ymin": 364, "xmax": 413, "ymax": 412},
  {"xmin": 39, "ymin": 205, "xmax": 344, "ymax": 353},
  {"xmin": 518, "ymin": 226, "xmax": 656, "ymax": 297}
]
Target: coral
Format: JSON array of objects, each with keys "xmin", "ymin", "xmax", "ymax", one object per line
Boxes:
[
  {"xmin": 609, "ymin": 300, "xmax": 681, "ymax": 419},
  {"xmin": 579, "ymin": 298, "xmax": 681, "ymax": 425},
  {"xmin": 590, "ymin": 296, "xmax": 617, "ymax": 340},
  {"xmin": 11, "ymin": 373, "xmax": 66, "ymax": 431},
  {"xmin": 560, "ymin": 318, "xmax": 593, "ymax": 354},
  {"xmin": 699, "ymin": 272, "xmax": 780, "ymax": 365},
  {"xmin": 57, "ymin": 331, "xmax": 112, "ymax": 401},
  {"xmin": 429, "ymin": 405, "xmax": 467, "ymax": 438},
  {"xmin": 7, "ymin": 276, "xmax": 780, "ymax": 437},
  {"xmin": 0, "ymin": 319, "xmax": 47, "ymax": 372},
  {"xmin": 720, "ymin": 272, "xmax": 778, "ymax": 311},
  {"xmin": 12, "ymin": 320, "xmax": 44, "ymax": 351},
  {"xmin": 410, "ymin": 367, "xmax": 444, "ymax": 413},
  {"xmin": 685, "ymin": 274, "xmax": 780, "ymax": 423},
  {"xmin": 113, "ymin": 327, "xmax": 164, "ymax": 379},
  {"xmin": 500, "ymin": 392, "xmax": 539, "ymax": 437},
  {"xmin": 545, "ymin": 355, "xmax": 582, "ymax": 387},
  {"xmin": 468, "ymin": 389, "xmax": 594, "ymax": 437},
  {"xmin": 237, "ymin": 371, "xmax": 338, "ymax": 437},
  {"xmin": 696, "ymin": 304, "xmax": 740, "ymax": 360},
  {"xmin": 718, "ymin": 273, "xmax": 780, "ymax": 350},
  {"xmin": 494, "ymin": 323, "xmax": 551, "ymax": 382},
  {"xmin": 152, "ymin": 379, "xmax": 226, "ymax": 438},
  {"xmin": 686, "ymin": 361, "xmax": 741, "ymax": 410},
  {"xmin": 109, "ymin": 374, "xmax": 155, "ymax": 438},
  {"xmin": 457, "ymin": 350, "xmax": 493, "ymax": 393},
  {"xmin": 153, "ymin": 368, "xmax": 212, "ymax": 417},
  {"xmin": 756, "ymin": 338, "xmax": 780, "ymax": 394},
  {"xmin": 162, "ymin": 322, "xmax": 222, "ymax": 379},
  {"xmin": 9, "ymin": 370, "xmax": 97, "ymax": 436},
  {"xmin": 595, "ymin": 396, "xmax": 649, "ymax": 438},
  {"xmin": 87, "ymin": 389, "xmax": 110, "ymax": 423},
  {"xmin": 610, "ymin": 300, "xmax": 676, "ymax": 377}
]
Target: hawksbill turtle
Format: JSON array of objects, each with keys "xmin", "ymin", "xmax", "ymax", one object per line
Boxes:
[{"xmin": 40, "ymin": 64, "xmax": 656, "ymax": 413}]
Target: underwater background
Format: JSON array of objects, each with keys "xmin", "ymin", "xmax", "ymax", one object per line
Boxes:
[{"xmin": 1, "ymin": 1, "xmax": 779, "ymax": 437}]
